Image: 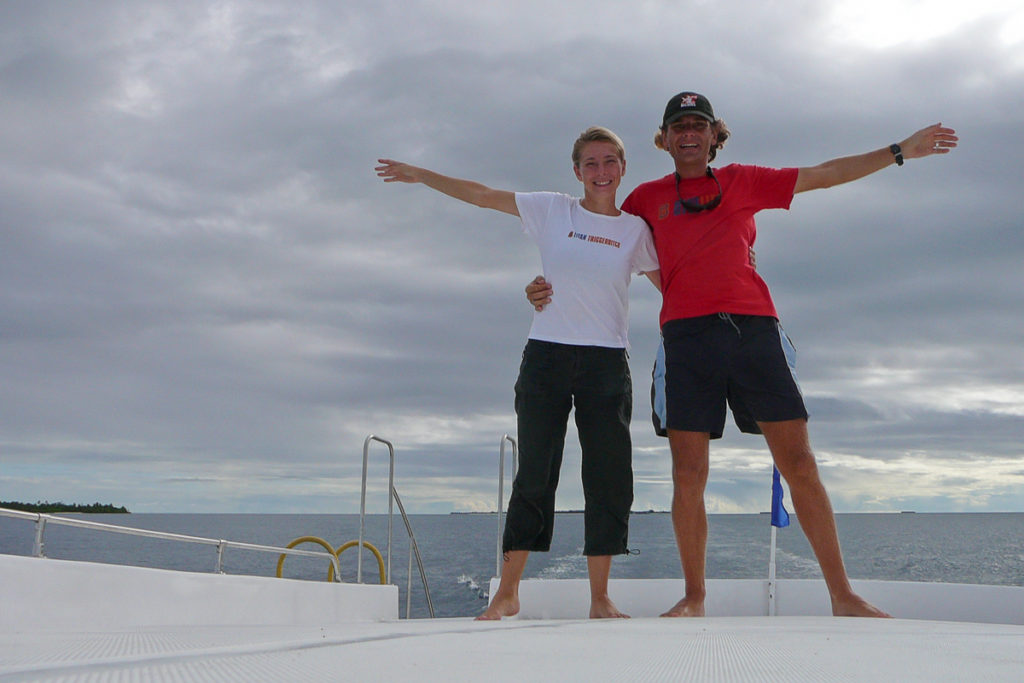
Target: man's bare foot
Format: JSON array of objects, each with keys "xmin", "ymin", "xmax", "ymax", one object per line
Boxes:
[
  {"xmin": 831, "ymin": 593, "xmax": 892, "ymax": 618},
  {"xmin": 590, "ymin": 596, "xmax": 630, "ymax": 619},
  {"xmin": 475, "ymin": 594, "xmax": 520, "ymax": 621},
  {"xmin": 660, "ymin": 596, "xmax": 705, "ymax": 617}
]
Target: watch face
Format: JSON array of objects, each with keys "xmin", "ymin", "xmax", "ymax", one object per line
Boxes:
[{"xmin": 889, "ymin": 144, "xmax": 904, "ymax": 165}]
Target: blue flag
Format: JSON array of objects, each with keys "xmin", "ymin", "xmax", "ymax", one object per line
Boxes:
[{"xmin": 771, "ymin": 466, "xmax": 790, "ymax": 528}]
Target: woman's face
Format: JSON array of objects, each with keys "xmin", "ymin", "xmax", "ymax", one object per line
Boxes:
[{"xmin": 573, "ymin": 140, "xmax": 625, "ymax": 198}]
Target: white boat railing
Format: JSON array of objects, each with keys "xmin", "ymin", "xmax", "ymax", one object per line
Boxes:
[
  {"xmin": 0, "ymin": 507, "xmax": 341, "ymax": 578},
  {"xmin": 1, "ymin": 434, "xmax": 442, "ymax": 619}
]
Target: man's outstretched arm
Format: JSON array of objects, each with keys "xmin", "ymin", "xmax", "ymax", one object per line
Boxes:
[
  {"xmin": 525, "ymin": 270, "xmax": 660, "ymax": 312},
  {"xmin": 794, "ymin": 123, "xmax": 957, "ymax": 194}
]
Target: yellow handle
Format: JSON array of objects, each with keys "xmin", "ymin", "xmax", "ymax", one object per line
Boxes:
[
  {"xmin": 276, "ymin": 535, "xmax": 387, "ymax": 585},
  {"xmin": 275, "ymin": 536, "xmax": 336, "ymax": 579},
  {"xmin": 332, "ymin": 540, "xmax": 386, "ymax": 584}
]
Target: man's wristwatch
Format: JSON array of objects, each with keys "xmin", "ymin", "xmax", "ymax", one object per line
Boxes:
[{"xmin": 889, "ymin": 143, "xmax": 904, "ymax": 166}]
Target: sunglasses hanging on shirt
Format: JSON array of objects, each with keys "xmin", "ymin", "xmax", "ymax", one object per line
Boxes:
[{"xmin": 675, "ymin": 167, "xmax": 722, "ymax": 213}]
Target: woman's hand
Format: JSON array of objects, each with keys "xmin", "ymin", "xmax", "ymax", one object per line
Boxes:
[{"xmin": 375, "ymin": 159, "xmax": 423, "ymax": 183}]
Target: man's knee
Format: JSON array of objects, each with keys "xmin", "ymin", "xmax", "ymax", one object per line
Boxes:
[
  {"xmin": 668, "ymin": 447, "xmax": 709, "ymax": 492},
  {"xmin": 774, "ymin": 447, "xmax": 820, "ymax": 484},
  {"xmin": 667, "ymin": 432, "xmax": 708, "ymax": 485},
  {"xmin": 761, "ymin": 420, "xmax": 818, "ymax": 480}
]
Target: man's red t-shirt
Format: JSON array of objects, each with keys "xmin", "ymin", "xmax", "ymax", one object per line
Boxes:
[{"xmin": 621, "ymin": 164, "xmax": 798, "ymax": 327}]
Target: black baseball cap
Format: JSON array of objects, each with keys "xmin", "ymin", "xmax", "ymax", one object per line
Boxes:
[{"xmin": 662, "ymin": 92, "xmax": 715, "ymax": 128}]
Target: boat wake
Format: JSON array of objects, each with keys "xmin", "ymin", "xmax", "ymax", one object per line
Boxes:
[
  {"xmin": 538, "ymin": 549, "xmax": 587, "ymax": 579},
  {"xmin": 457, "ymin": 573, "xmax": 488, "ymax": 600}
]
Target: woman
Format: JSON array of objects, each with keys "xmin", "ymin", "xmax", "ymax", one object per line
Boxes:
[{"xmin": 376, "ymin": 126, "xmax": 659, "ymax": 619}]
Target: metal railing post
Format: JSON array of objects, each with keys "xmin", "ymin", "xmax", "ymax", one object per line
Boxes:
[
  {"xmin": 359, "ymin": 435, "xmax": 395, "ymax": 585},
  {"xmin": 768, "ymin": 526, "xmax": 779, "ymax": 616},
  {"xmin": 406, "ymin": 540, "xmax": 414, "ymax": 617},
  {"xmin": 391, "ymin": 486, "xmax": 434, "ymax": 617},
  {"xmin": 497, "ymin": 434, "xmax": 517, "ymax": 577},
  {"xmin": 216, "ymin": 540, "xmax": 227, "ymax": 574},
  {"xmin": 32, "ymin": 515, "xmax": 47, "ymax": 557}
]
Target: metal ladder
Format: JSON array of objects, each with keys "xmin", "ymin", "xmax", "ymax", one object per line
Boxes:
[{"xmin": 358, "ymin": 434, "xmax": 435, "ymax": 618}]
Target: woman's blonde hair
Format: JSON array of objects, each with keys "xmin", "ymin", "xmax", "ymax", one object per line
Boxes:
[
  {"xmin": 572, "ymin": 126, "xmax": 626, "ymax": 166},
  {"xmin": 654, "ymin": 120, "xmax": 731, "ymax": 162}
]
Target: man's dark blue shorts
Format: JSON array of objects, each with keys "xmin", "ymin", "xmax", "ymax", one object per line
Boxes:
[{"xmin": 659, "ymin": 314, "xmax": 808, "ymax": 438}]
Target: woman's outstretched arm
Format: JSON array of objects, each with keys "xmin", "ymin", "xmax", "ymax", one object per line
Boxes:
[{"xmin": 375, "ymin": 159, "xmax": 519, "ymax": 216}]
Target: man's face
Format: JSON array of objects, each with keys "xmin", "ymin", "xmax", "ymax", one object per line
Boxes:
[{"xmin": 663, "ymin": 115, "xmax": 714, "ymax": 166}]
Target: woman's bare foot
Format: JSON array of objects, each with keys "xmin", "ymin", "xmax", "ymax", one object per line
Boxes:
[
  {"xmin": 590, "ymin": 596, "xmax": 630, "ymax": 619},
  {"xmin": 475, "ymin": 594, "xmax": 520, "ymax": 621},
  {"xmin": 660, "ymin": 595, "xmax": 705, "ymax": 617}
]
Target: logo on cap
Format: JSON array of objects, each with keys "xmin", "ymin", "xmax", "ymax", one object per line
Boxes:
[{"xmin": 679, "ymin": 94, "xmax": 698, "ymax": 108}]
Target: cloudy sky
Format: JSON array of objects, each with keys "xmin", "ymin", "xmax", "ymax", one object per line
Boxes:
[{"xmin": 1, "ymin": 0, "xmax": 1022, "ymax": 515}]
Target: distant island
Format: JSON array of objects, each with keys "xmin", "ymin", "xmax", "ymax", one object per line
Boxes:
[{"xmin": 0, "ymin": 501, "xmax": 130, "ymax": 514}]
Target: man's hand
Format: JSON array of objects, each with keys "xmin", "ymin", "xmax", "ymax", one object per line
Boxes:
[
  {"xmin": 525, "ymin": 275, "xmax": 552, "ymax": 312},
  {"xmin": 900, "ymin": 123, "xmax": 958, "ymax": 160}
]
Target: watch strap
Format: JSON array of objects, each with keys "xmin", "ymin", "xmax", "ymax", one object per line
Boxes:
[{"xmin": 889, "ymin": 143, "xmax": 904, "ymax": 166}]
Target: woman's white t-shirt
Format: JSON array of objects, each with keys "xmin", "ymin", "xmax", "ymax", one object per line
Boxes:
[{"xmin": 516, "ymin": 192, "xmax": 659, "ymax": 349}]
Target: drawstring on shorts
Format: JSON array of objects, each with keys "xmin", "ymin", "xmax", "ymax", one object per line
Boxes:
[{"xmin": 718, "ymin": 312, "xmax": 742, "ymax": 337}]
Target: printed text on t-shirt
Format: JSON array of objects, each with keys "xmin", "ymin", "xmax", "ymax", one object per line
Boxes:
[{"xmin": 566, "ymin": 231, "xmax": 621, "ymax": 248}]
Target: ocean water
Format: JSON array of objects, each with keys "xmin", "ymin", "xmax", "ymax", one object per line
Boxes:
[{"xmin": 1, "ymin": 512, "xmax": 1022, "ymax": 619}]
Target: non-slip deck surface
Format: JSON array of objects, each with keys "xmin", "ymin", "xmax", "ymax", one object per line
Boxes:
[{"xmin": 2, "ymin": 616, "xmax": 1023, "ymax": 682}]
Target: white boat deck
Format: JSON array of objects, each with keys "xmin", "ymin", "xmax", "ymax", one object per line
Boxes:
[
  {"xmin": 2, "ymin": 554, "xmax": 1023, "ymax": 682},
  {"xmin": 3, "ymin": 615, "xmax": 1024, "ymax": 682}
]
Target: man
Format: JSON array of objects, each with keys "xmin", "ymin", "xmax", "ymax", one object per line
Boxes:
[{"xmin": 528, "ymin": 92, "xmax": 957, "ymax": 617}]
